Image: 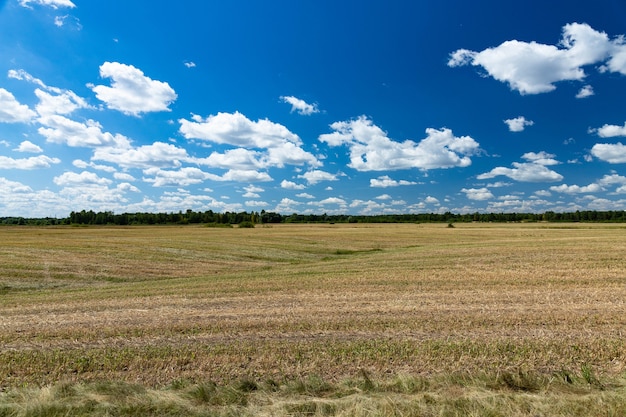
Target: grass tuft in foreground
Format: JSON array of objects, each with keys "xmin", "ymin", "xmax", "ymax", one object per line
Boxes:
[{"xmin": 0, "ymin": 372, "xmax": 625, "ymax": 417}]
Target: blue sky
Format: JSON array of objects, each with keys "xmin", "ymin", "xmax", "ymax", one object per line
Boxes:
[{"xmin": 2, "ymin": 0, "xmax": 626, "ymax": 217}]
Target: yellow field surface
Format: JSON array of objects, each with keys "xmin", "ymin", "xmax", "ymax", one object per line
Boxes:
[{"xmin": 1, "ymin": 223, "xmax": 625, "ymax": 389}]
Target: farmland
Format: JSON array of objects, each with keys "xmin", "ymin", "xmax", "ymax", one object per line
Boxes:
[{"xmin": 0, "ymin": 223, "xmax": 625, "ymax": 416}]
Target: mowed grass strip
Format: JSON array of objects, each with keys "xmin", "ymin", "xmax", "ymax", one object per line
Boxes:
[{"xmin": 0, "ymin": 223, "xmax": 625, "ymax": 392}]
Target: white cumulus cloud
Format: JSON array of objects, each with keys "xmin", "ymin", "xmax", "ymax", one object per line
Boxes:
[
  {"xmin": 280, "ymin": 180, "xmax": 306, "ymax": 190},
  {"xmin": 550, "ymin": 183, "xmax": 603, "ymax": 194},
  {"xmin": 34, "ymin": 88, "xmax": 91, "ymax": 116},
  {"xmin": 180, "ymin": 111, "xmax": 300, "ymax": 148},
  {"xmin": 242, "ymin": 184, "xmax": 264, "ymax": 198},
  {"xmin": 297, "ymin": 170, "xmax": 338, "ymax": 185},
  {"xmin": 143, "ymin": 167, "xmax": 210, "ymax": 187},
  {"xmin": 0, "ymin": 155, "xmax": 60, "ymax": 169},
  {"xmin": 91, "ymin": 62, "xmax": 177, "ymax": 116},
  {"xmin": 54, "ymin": 171, "xmax": 111, "ymax": 186},
  {"xmin": 319, "ymin": 116, "xmax": 479, "ymax": 171},
  {"xmin": 15, "ymin": 141, "xmax": 43, "ymax": 153},
  {"xmin": 461, "ymin": 187, "xmax": 494, "ymax": 201},
  {"xmin": 280, "ymin": 96, "xmax": 320, "ymax": 115},
  {"xmin": 576, "ymin": 85, "xmax": 594, "ymax": 98},
  {"xmin": 0, "ymin": 88, "xmax": 36, "ymax": 123},
  {"xmin": 19, "ymin": 0, "xmax": 75, "ymax": 8},
  {"xmin": 448, "ymin": 23, "xmax": 622, "ymax": 95},
  {"xmin": 477, "ymin": 152, "xmax": 563, "ymax": 182},
  {"xmin": 38, "ymin": 115, "xmax": 132, "ymax": 148},
  {"xmin": 594, "ymin": 123, "xmax": 626, "ymax": 138},
  {"xmin": 369, "ymin": 175, "xmax": 417, "ymax": 188},
  {"xmin": 504, "ymin": 116, "xmax": 534, "ymax": 132},
  {"xmin": 591, "ymin": 142, "xmax": 626, "ymax": 163},
  {"xmin": 92, "ymin": 141, "xmax": 188, "ymax": 169},
  {"xmin": 180, "ymin": 111, "xmax": 320, "ymax": 169},
  {"xmin": 274, "ymin": 198, "xmax": 301, "ymax": 213},
  {"xmin": 9, "ymin": 69, "xmax": 91, "ymax": 116}
]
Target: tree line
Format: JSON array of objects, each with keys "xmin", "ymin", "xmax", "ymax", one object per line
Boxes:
[{"xmin": 2, "ymin": 209, "xmax": 626, "ymax": 226}]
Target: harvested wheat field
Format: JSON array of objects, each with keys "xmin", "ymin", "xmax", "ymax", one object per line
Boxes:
[{"xmin": 1, "ymin": 222, "xmax": 625, "ymax": 416}]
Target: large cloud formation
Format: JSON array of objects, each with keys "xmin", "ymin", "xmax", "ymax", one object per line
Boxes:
[
  {"xmin": 179, "ymin": 111, "xmax": 321, "ymax": 169},
  {"xmin": 318, "ymin": 116, "xmax": 480, "ymax": 171},
  {"xmin": 448, "ymin": 23, "xmax": 626, "ymax": 94}
]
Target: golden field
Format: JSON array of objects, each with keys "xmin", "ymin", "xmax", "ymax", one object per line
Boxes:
[{"xmin": 0, "ymin": 222, "xmax": 625, "ymax": 415}]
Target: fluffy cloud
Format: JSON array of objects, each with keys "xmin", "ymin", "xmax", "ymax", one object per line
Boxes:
[
  {"xmin": 9, "ymin": 69, "xmax": 91, "ymax": 116},
  {"xmin": 266, "ymin": 142, "xmax": 321, "ymax": 168},
  {"xmin": 280, "ymin": 180, "xmax": 306, "ymax": 190},
  {"xmin": 143, "ymin": 167, "xmax": 210, "ymax": 187},
  {"xmin": 242, "ymin": 184, "xmax": 263, "ymax": 198},
  {"xmin": 319, "ymin": 116, "xmax": 479, "ymax": 171},
  {"xmin": 0, "ymin": 177, "xmax": 33, "ymax": 193},
  {"xmin": 38, "ymin": 115, "xmax": 131, "ymax": 148},
  {"xmin": 576, "ymin": 85, "xmax": 594, "ymax": 98},
  {"xmin": 477, "ymin": 152, "xmax": 563, "ymax": 182},
  {"xmin": 280, "ymin": 96, "xmax": 320, "ymax": 115},
  {"xmin": 180, "ymin": 111, "xmax": 300, "ymax": 148},
  {"xmin": 0, "ymin": 178, "xmax": 72, "ymax": 218},
  {"xmin": 201, "ymin": 148, "xmax": 264, "ymax": 170},
  {"xmin": 72, "ymin": 159, "xmax": 116, "ymax": 172},
  {"xmin": 594, "ymin": 123, "xmax": 626, "ymax": 138},
  {"xmin": 297, "ymin": 170, "xmax": 338, "ymax": 185},
  {"xmin": 598, "ymin": 173, "xmax": 626, "ymax": 187},
  {"xmin": 0, "ymin": 88, "xmax": 37, "ymax": 123},
  {"xmin": 92, "ymin": 142, "xmax": 188, "ymax": 169},
  {"xmin": 113, "ymin": 172, "xmax": 136, "ymax": 182},
  {"xmin": 19, "ymin": 0, "xmax": 75, "ymax": 8},
  {"xmin": 448, "ymin": 23, "xmax": 621, "ymax": 94},
  {"xmin": 550, "ymin": 183, "xmax": 603, "ymax": 194},
  {"xmin": 308, "ymin": 197, "xmax": 347, "ymax": 208},
  {"xmin": 180, "ymin": 111, "xmax": 320, "ymax": 169},
  {"xmin": 117, "ymin": 182, "xmax": 141, "ymax": 193},
  {"xmin": 461, "ymin": 187, "xmax": 494, "ymax": 201},
  {"xmin": 504, "ymin": 116, "xmax": 534, "ymax": 132},
  {"xmin": 14, "ymin": 141, "xmax": 43, "ymax": 153},
  {"xmin": 349, "ymin": 199, "xmax": 394, "ymax": 215},
  {"xmin": 369, "ymin": 175, "xmax": 417, "ymax": 188},
  {"xmin": 486, "ymin": 197, "xmax": 547, "ymax": 213},
  {"xmin": 586, "ymin": 198, "xmax": 626, "ymax": 211},
  {"xmin": 217, "ymin": 169, "xmax": 272, "ymax": 182},
  {"xmin": 34, "ymin": 88, "xmax": 91, "ymax": 116},
  {"xmin": 54, "ymin": 171, "xmax": 112, "ymax": 186},
  {"xmin": 274, "ymin": 197, "xmax": 301, "ymax": 213},
  {"xmin": 199, "ymin": 147, "xmax": 320, "ymax": 172},
  {"xmin": 521, "ymin": 151, "xmax": 560, "ymax": 166},
  {"xmin": 8, "ymin": 69, "xmax": 47, "ymax": 88},
  {"xmin": 590, "ymin": 142, "xmax": 626, "ymax": 163},
  {"xmin": 0, "ymin": 155, "xmax": 60, "ymax": 169},
  {"xmin": 91, "ymin": 62, "xmax": 177, "ymax": 116}
]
